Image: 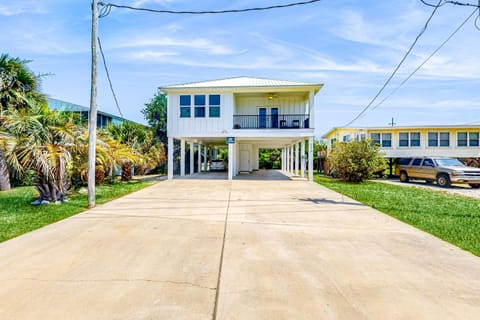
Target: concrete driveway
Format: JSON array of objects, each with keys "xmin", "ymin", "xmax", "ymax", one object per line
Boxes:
[{"xmin": 1, "ymin": 171, "xmax": 480, "ymax": 319}]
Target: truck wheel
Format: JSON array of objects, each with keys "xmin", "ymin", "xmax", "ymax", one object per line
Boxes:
[
  {"xmin": 436, "ymin": 174, "xmax": 451, "ymax": 188},
  {"xmin": 469, "ymin": 184, "xmax": 480, "ymax": 189},
  {"xmin": 399, "ymin": 171, "xmax": 409, "ymax": 183}
]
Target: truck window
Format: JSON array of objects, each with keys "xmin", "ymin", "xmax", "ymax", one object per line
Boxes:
[
  {"xmin": 398, "ymin": 158, "xmax": 412, "ymax": 165},
  {"xmin": 411, "ymin": 158, "xmax": 422, "ymax": 166},
  {"xmin": 422, "ymin": 158, "xmax": 434, "ymax": 167}
]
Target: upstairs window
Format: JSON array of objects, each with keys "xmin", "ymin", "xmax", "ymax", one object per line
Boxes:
[
  {"xmin": 209, "ymin": 94, "xmax": 221, "ymax": 118},
  {"xmin": 410, "ymin": 132, "xmax": 420, "ymax": 147},
  {"xmin": 194, "ymin": 95, "xmax": 206, "ymax": 118},
  {"xmin": 399, "ymin": 132, "xmax": 420, "ymax": 147},
  {"xmin": 180, "ymin": 95, "xmax": 191, "ymax": 118},
  {"xmin": 370, "ymin": 133, "xmax": 391, "ymax": 147},
  {"xmin": 470, "ymin": 132, "xmax": 479, "ymax": 147},
  {"xmin": 399, "ymin": 132, "xmax": 409, "ymax": 147},
  {"xmin": 370, "ymin": 133, "xmax": 381, "ymax": 145},
  {"xmin": 440, "ymin": 132, "xmax": 450, "ymax": 147},
  {"xmin": 343, "ymin": 134, "xmax": 351, "ymax": 142},
  {"xmin": 428, "ymin": 132, "xmax": 450, "ymax": 147},
  {"xmin": 381, "ymin": 133, "xmax": 392, "ymax": 147},
  {"xmin": 457, "ymin": 132, "xmax": 468, "ymax": 147},
  {"xmin": 458, "ymin": 132, "xmax": 479, "ymax": 147}
]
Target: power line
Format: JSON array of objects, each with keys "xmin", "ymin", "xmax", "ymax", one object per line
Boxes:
[
  {"xmin": 369, "ymin": 8, "xmax": 477, "ymax": 112},
  {"xmin": 97, "ymin": 0, "xmax": 323, "ymax": 18},
  {"xmin": 420, "ymin": 0, "xmax": 480, "ymax": 8},
  {"xmin": 342, "ymin": 0, "xmax": 443, "ymax": 127},
  {"xmin": 97, "ymin": 36, "xmax": 124, "ymax": 118}
]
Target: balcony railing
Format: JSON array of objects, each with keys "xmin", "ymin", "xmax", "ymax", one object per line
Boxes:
[{"xmin": 233, "ymin": 114, "xmax": 309, "ymax": 129}]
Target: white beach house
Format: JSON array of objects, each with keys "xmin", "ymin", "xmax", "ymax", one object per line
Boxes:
[{"xmin": 159, "ymin": 76, "xmax": 323, "ymax": 181}]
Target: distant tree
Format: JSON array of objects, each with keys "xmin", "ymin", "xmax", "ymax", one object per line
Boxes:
[
  {"xmin": 327, "ymin": 139, "xmax": 387, "ymax": 182},
  {"xmin": 259, "ymin": 148, "xmax": 281, "ymax": 169},
  {"xmin": 142, "ymin": 91, "xmax": 167, "ymax": 146}
]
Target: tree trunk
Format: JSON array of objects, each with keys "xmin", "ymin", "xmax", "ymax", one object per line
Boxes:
[
  {"xmin": 121, "ymin": 161, "xmax": 132, "ymax": 181},
  {"xmin": 0, "ymin": 151, "xmax": 11, "ymax": 191}
]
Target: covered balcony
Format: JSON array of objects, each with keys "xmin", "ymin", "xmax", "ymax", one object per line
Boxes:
[{"xmin": 233, "ymin": 114, "xmax": 309, "ymax": 130}]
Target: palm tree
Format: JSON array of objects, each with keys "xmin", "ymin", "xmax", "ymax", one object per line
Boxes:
[
  {"xmin": 0, "ymin": 130, "xmax": 14, "ymax": 190},
  {"xmin": 106, "ymin": 122, "xmax": 165, "ymax": 178},
  {"xmin": 3, "ymin": 106, "xmax": 78, "ymax": 202},
  {"xmin": 0, "ymin": 53, "xmax": 46, "ymax": 191}
]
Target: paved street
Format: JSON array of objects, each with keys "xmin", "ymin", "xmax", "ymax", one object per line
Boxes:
[{"xmin": 1, "ymin": 171, "xmax": 479, "ymax": 319}]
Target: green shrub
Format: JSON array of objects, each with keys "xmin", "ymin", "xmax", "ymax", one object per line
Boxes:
[{"xmin": 327, "ymin": 139, "xmax": 387, "ymax": 182}]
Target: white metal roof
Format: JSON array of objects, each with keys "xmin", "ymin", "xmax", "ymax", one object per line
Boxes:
[
  {"xmin": 159, "ymin": 76, "xmax": 323, "ymax": 93},
  {"xmin": 322, "ymin": 124, "xmax": 480, "ymax": 138}
]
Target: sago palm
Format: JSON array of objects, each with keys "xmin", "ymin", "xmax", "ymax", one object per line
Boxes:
[{"xmin": 4, "ymin": 106, "xmax": 78, "ymax": 202}]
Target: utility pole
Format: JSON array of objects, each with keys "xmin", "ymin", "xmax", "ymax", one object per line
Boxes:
[
  {"xmin": 388, "ymin": 117, "xmax": 396, "ymax": 127},
  {"xmin": 88, "ymin": 0, "xmax": 98, "ymax": 208}
]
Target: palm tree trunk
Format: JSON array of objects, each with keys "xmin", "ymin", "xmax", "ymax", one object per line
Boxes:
[{"xmin": 0, "ymin": 151, "xmax": 11, "ymax": 191}]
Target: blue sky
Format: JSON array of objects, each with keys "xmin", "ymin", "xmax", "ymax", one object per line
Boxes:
[{"xmin": 1, "ymin": 0, "xmax": 479, "ymax": 136}]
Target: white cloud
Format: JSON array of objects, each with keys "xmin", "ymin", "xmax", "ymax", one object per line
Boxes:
[
  {"xmin": 114, "ymin": 36, "xmax": 241, "ymax": 55},
  {"xmin": 0, "ymin": 2, "xmax": 48, "ymax": 16},
  {"xmin": 131, "ymin": 0, "xmax": 175, "ymax": 6}
]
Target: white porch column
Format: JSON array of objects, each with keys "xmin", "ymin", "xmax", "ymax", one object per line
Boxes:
[
  {"xmin": 197, "ymin": 144, "xmax": 201, "ymax": 173},
  {"xmin": 167, "ymin": 137, "xmax": 174, "ymax": 180},
  {"xmin": 295, "ymin": 142, "xmax": 300, "ymax": 175},
  {"xmin": 203, "ymin": 145, "xmax": 207, "ymax": 171},
  {"xmin": 308, "ymin": 137, "xmax": 314, "ymax": 182},
  {"xmin": 180, "ymin": 139, "xmax": 185, "ymax": 177},
  {"xmin": 285, "ymin": 147, "xmax": 290, "ymax": 172},
  {"xmin": 309, "ymin": 90, "xmax": 315, "ymax": 129},
  {"xmin": 228, "ymin": 143, "xmax": 234, "ymax": 180},
  {"xmin": 233, "ymin": 142, "xmax": 238, "ymax": 177},
  {"xmin": 287, "ymin": 146, "xmax": 292, "ymax": 172},
  {"xmin": 281, "ymin": 148, "xmax": 285, "ymax": 171},
  {"xmin": 301, "ymin": 140, "xmax": 306, "ymax": 178},
  {"xmin": 189, "ymin": 142, "xmax": 194, "ymax": 175},
  {"xmin": 290, "ymin": 145, "xmax": 294, "ymax": 174}
]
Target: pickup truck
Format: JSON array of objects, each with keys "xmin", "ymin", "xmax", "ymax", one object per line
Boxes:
[{"xmin": 395, "ymin": 157, "xmax": 480, "ymax": 188}]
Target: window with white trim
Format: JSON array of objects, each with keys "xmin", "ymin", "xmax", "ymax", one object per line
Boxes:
[
  {"xmin": 179, "ymin": 95, "xmax": 191, "ymax": 118},
  {"xmin": 457, "ymin": 132, "xmax": 479, "ymax": 147},
  {"xmin": 428, "ymin": 132, "xmax": 450, "ymax": 147},
  {"xmin": 399, "ymin": 132, "xmax": 420, "ymax": 147},
  {"xmin": 194, "ymin": 95, "xmax": 206, "ymax": 118},
  {"xmin": 370, "ymin": 132, "xmax": 392, "ymax": 147},
  {"xmin": 209, "ymin": 94, "xmax": 220, "ymax": 117}
]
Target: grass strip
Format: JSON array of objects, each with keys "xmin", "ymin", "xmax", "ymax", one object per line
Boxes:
[
  {"xmin": 314, "ymin": 175, "xmax": 480, "ymax": 256},
  {"xmin": 0, "ymin": 180, "xmax": 156, "ymax": 243}
]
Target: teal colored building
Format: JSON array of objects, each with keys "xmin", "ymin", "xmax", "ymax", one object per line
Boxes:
[{"xmin": 48, "ymin": 98, "xmax": 130, "ymax": 128}]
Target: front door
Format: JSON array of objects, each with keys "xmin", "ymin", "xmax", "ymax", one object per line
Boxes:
[
  {"xmin": 240, "ymin": 150, "xmax": 250, "ymax": 172},
  {"xmin": 271, "ymin": 108, "xmax": 279, "ymax": 128},
  {"xmin": 259, "ymin": 108, "xmax": 267, "ymax": 128}
]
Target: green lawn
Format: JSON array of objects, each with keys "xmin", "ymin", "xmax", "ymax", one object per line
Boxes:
[
  {"xmin": 0, "ymin": 180, "xmax": 156, "ymax": 243},
  {"xmin": 314, "ymin": 175, "xmax": 480, "ymax": 256}
]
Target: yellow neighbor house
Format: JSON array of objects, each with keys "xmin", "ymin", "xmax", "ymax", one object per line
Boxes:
[{"xmin": 323, "ymin": 125, "xmax": 480, "ymax": 159}]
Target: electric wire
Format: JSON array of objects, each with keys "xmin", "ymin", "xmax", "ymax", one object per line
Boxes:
[
  {"xmin": 97, "ymin": 0, "xmax": 323, "ymax": 18},
  {"xmin": 342, "ymin": 0, "xmax": 443, "ymax": 127},
  {"xmin": 475, "ymin": 5, "xmax": 480, "ymax": 31},
  {"xmin": 370, "ymin": 8, "xmax": 478, "ymax": 112},
  {"xmin": 97, "ymin": 36, "xmax": 124, "ymax": 118},
  {"xmin": 421, "ymin": 0, "xmax": 480, "ymax": 7}
]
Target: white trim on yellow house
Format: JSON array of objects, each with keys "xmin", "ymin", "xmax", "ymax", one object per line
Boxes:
[{"xmin": 323, "ymin": 125, "xmax": 480, "ymax": 158}]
